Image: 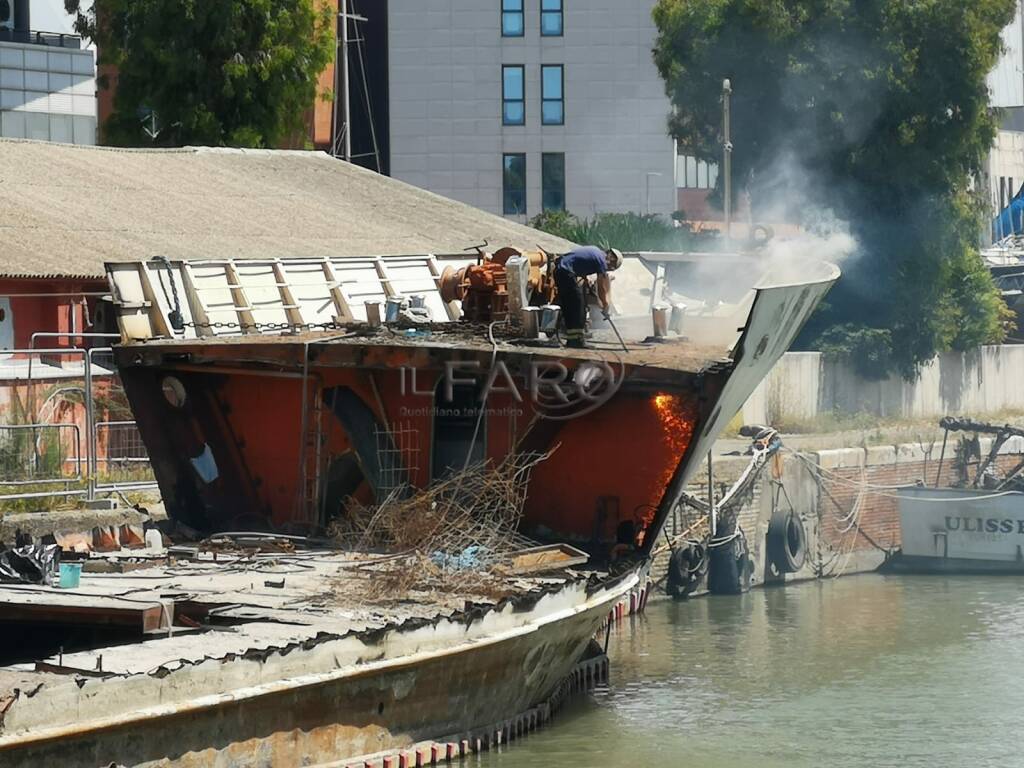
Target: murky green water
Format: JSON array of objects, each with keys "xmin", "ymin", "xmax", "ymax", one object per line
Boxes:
[{"xmin": 478, "ymin": 575, "xmax": 1024, "ymax": 768}]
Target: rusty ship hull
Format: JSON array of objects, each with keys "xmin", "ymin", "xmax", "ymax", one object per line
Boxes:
[
  {"xmin": 0, "ymin": 563, "xmax": 640, "ymax": 768},
  {"xmin": 104, "ymin": 254, "xmax": 839, "ymax": 558},
  {"xmin": 0, "ymin": 251, "xmax": 839, "ymax": 767}
]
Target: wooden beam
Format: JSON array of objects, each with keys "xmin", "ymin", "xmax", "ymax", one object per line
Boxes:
[
  {"xmin": 321, "ymin": 258, "xmax": 354, "ymax": 322},
  {"xmin": 223, "ymin": 260, "xmax": 259, "ymax": 334},
  {"xmin": 0, "ymin": 595, "xmax": 168, "ymax": 633}
]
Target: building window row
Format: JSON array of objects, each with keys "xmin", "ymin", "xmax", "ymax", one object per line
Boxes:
[
  {"xmin": 502, "ymin": 0, "xmax": 563, "ymax": 37},
  {"xmin": 677, "ymin": 154, "xmax": 719, "ymax": 190},
  {"xmin": 502, "ymin": 64, "xmax": 564, "ymax": 126},
  {"xmin": 503, "ymin": 152, "xmax": 566, "ymax": 215}
]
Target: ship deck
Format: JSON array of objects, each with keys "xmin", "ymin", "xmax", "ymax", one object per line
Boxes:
[
  {"xmin": 0, "ymin": 539, "xmax": 636, "ymax": 767},
  {"xmin": 116, "ymin": 324, "xmax": 732, "ymax": 375},
  {"xmin": 0, "ymin": 546, "xmax": 583, "ymax": 685}
]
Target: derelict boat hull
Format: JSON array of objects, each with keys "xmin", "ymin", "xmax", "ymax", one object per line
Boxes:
[
  {"xmin": 0, "ymin": 568, "xmax": 641, "ymax": 768},
  {"xmin": 103, "ymin": 255, "xmax": 840, "ymax": 558}
]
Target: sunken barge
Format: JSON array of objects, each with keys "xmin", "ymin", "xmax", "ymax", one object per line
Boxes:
[{"xmin": 0, "ymin": 249, "xmax": 836, "ymax": 767}]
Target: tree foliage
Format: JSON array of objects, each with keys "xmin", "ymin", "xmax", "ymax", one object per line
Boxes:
[
  {"xmin": 652, "ymin": 0, "xmax": 1015, "ymax": 377},
  {"xmin": 66, "ymin": 0, "xmax": 334, "ymax": 147},
  {"xmin": 529, "ymin": 210, "xmax": 719, "ymax": 252}
]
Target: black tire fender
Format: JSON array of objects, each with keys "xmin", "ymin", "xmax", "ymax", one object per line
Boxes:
[
  {"xmin": 766, "ymin": 509, "xmax": 807, "ymax": 573},
  {"xmin": 666, "ymin": 540, "xmax": 706, "ymax": 598}
]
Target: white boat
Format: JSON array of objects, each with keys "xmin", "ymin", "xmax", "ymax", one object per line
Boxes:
[{"xmin": 890, "ymin": 487, "xmax": 1024, "ymax": 573}]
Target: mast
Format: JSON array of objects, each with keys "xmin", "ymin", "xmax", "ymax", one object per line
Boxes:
[
  {"xmin": 722, "ymin": 78, "xmax": 732, "ymax": 243},
  {"xmin": 333, "ymin": 0, "xmax": 367, "ymax": 162}
]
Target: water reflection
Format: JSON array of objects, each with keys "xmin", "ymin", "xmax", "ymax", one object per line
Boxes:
[{"xmin": 477, "ymin": 575, "xmax": 1024, "ymax": 768}]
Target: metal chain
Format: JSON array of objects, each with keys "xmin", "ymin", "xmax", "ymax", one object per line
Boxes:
[{"xmin": 181, "ymin": 320, "xmax": 350, "ymax": 333}]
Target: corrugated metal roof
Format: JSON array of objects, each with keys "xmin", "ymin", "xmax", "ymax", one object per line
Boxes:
[{"xmin": 0, "ymin": 140, "xmax": 575, "ymax": 279}]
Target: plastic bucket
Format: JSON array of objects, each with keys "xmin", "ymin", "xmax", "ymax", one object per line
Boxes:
[{"xmin": 58, "ymin": 562, "xmax": 82, "ymax": 589}]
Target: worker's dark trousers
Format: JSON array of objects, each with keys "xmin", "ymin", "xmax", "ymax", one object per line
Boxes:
[{"xmin": 554, "ymin": 267, "xmax": 585, "ymax": 342}]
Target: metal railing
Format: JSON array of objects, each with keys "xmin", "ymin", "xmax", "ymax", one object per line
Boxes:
[
  {"xmin": 0, "ymin": 29, "xmax": 83, "ymax": 49},
  {"xmin": 93, "ymin": 419, "xmax": 155, "ymax": 492},
  {"xmin": 0, "ymin": 423, "xmax": 82, "ymax": 485},
  {"xmin": 0, "ymin": 344, "xmax": 158, "ymax": 504}
]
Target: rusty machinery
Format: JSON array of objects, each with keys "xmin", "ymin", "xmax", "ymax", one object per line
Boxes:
[{"xmin": 440, "ymin": 247, "xmax": 556, "ymax": 323}]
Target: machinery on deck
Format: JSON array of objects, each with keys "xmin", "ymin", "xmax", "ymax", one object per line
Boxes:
[{"xmin": 440, "ymin": 247, "xmax": 556, "ymax": 323}]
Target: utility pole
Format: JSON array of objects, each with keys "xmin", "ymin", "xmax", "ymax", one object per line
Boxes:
[
  {"xmin": 722, "ymin": 78, "xmax": 733, "ymax": 243},
  {"xmin": 333, "ymin": 0, "xmax": 367, "ymax": 161}
]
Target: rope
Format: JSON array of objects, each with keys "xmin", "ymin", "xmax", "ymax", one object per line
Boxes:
[
  {"xmin": 787, "ymin": 449, "xmax": 1022, "ymax": 502},
  {"xmin": 459, "ymin": 319, "xmax": 502, "ymax": 473},
  {"xmin": 650, "ymin": 514, "xmax": 709, "ymax": 558},
  {"xmin": 708, "ymin": 530, "xmax": 741, "ymax": 548}
]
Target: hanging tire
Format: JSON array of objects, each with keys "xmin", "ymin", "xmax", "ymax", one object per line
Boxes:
[
  {"xmin": 666, "ymin": 540, "xmax": 706, "ymax": 599},
  {"xmin": 766, "ymin": 510, "xmax": 806, "ymax": 573},
  {"xmin": 707, "ymin": 528, "xmax": 750, "ymax": 595}
]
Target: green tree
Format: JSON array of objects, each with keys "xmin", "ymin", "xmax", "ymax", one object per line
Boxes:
[
  {"xmin": 652, "ymin": 0, "xmax": 1015, "ymax": 377},
  {"xmin": 529, "ymin": 210, "xmax": 717, "ymax": 251},
  {"xmin": 66, "ymin": 0, "xmax": 334, "ymax": 148}
]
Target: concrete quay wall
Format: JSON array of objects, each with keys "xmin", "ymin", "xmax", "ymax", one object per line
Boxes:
[
  {"xmin": 742, "ymin": 345, "xmax": 1024, "ymax": 424},
  {"xmin": 651, "ymin": 436, "xmax": 1024, "ymax": 593}
]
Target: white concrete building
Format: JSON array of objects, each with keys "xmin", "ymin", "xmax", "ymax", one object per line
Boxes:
[
  {"xmin": 385, "ymin": 0, "xmax": 677, "ymax": 221},
  {"xmin": 0, "ymin": 1, "xmax": 95, "ymax": 145},
  {"xmin": 987, "ymin": 0, "xmax": 1024, "ymax": 227}
]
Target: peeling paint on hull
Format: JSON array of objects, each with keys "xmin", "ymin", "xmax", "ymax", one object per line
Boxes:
[{"xmin": 0, "ymin": 571, "xmax": 641, "ymax": 768}]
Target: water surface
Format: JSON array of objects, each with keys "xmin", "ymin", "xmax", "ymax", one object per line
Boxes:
[{"xmin": 478, "ymin": 575, "xmax": 1024, "ymax": 768}]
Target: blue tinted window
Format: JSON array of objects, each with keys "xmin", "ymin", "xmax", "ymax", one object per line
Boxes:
[
  {"xmin": 503, "ymin": 154, "xmax": 527, "ymax": 215},
  {"xmin": 541, "ymin": 65, "xmax": 563, "ymax": 125},
  {"xmin": 503, "ymin": 65, "xmax": 525, "ymax": 125},
  {"xmin": 502, "ymin": 0, "xmax": 524, "ymax": 36},
  {"xmin": 542, "ymin": 152, "xmax": 565, "ymax": 211},
  {"xmin": 541, "ymin": 0, "xmax": 563, "ymax": 36}
]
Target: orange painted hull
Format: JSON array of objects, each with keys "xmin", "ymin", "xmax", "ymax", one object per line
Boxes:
[{"xmin": 116, "ymin": 339, "xmax": 715, "ymax": 557}]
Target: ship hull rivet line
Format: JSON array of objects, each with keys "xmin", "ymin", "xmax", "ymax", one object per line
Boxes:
[{"xmin": 341, "ymin": 654, "xmax": 611, "ymax": 768}]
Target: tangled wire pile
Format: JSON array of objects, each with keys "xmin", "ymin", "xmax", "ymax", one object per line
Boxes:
[{"xmin": 329, "ymin": 451, "xmax": 554, "ymax": 600}]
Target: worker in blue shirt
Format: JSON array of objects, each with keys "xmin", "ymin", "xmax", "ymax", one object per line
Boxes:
[{"xmin": 554, "ymin": 246, "xmax": 623, "ymax": 348}]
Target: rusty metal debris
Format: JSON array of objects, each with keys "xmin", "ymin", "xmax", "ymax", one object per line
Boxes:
[
  {"xmin": 937, "ymin": 416, "xmax": 1024, "ymax": 490},
  {"xmin": 330, "ymin": 452, "xmax": 555, "ymax": 598}
]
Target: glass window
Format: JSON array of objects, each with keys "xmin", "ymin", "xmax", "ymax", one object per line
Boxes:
[
  {"xmin": 541, "ymin": 65, "xmax": 563, "ymax": 125},
  {"xmin": 677, "ymin": 153, "xmax": 719, "ymax": 189},
  {"xmin": 502, "ymin": 0, "xmax": 524, "ymax": 37},
  {"xmin": 503, "ymin": 153, "xmax": 527, "ymax": 215},
  {"xmin": 541, "ymin": 0, "xmax": 563, "ymax": 36},
  {"xmin": 503, "ymin": 65, "xmax": 525, "ymax": 125},
  {"xmin": 542, "ymin": 153, "xmax": 565, "ymax": 211},
  {"xmin": 697, "ymin": 160, "xmax": 709, "ymax": 189}
]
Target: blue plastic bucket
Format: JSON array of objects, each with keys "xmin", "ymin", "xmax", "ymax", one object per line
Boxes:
[{"xmin": 58, "ymin": 562, "xmax": 82, "ymax": 589}]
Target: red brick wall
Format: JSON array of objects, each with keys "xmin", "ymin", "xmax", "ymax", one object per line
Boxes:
[{"xmin": 818, "ymin": 454, "xmax": 1024, "ymax": 556}]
